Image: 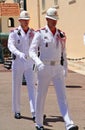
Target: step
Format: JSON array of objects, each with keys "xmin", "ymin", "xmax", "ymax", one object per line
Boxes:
[
  {"xmin": 4, "ymin": 62, "xmax": 12, "ymax": 65},
  {"xmin": 4, "ymin": 64, "xmax": 11, "ymax": 70}
]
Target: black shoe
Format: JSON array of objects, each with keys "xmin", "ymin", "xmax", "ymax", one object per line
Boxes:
[
  {"xmin": 36, "ymin": 126, "xmax": 44, "ymax": 130},
  {"xmin": 32, "ymin": 116, "xmax": 35, "ymax": 123},
  {"xmin": 43, "ymin": 114, "xmax": 46, "ymax": 120},
  {"xmin": 14, "ymin": 113, "xmax": 21, "ymax": 119},
  {"xmin": 69, "ymin": 125, "xmax": 79, "ymax": 130}
]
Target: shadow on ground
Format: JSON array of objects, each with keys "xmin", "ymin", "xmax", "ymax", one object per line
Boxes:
[
  {"xmin": 20, "ymin": 115, "xmax": 64, "ymax": 130},
  {"xmin": 66, "ymin": 85, "xmax": 82, "ymax": 88}
]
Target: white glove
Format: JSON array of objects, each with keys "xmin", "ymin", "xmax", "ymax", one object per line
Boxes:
[
  {"xmin": 19, "ymin": 53, "xmax": 27, "ymax": 62},
  {"xmin": 37, "ymin": 63, "xmax": 45, "ymax": 71},
  {"xmin": 63, "ymin": 68, "xmax": 68, "ymax": 77}
]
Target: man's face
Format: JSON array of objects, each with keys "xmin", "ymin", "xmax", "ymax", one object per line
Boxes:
[
  {"xmin": 46, "ymin": 18, "xmax": 57, "ymax": 28},
  {"xmin": 19, "ymin": 19, "xmax": 29, "ymax": 29}
]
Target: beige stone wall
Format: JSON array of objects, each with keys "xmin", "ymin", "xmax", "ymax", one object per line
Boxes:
[
  {"xmin": 26, "ymin": 0, "xmax": 37, "ymax": 29},
  {"xmin": 57, "ymin": 0, "xmax": 85, "ymax": 58},
  {"xmin": 1, "ymin": 16, "xmax": 19, "ymax": 33},
  {"xmin": 0, "ymin": 2, "xmax": 20, "ymax": 33},
  {"xmin": 6, "ymin": 0, "xmax": 13, "ymax": 3},
  {"xmin": 2, "ymin": 0, "xmax": 85, "ymax": 58}
]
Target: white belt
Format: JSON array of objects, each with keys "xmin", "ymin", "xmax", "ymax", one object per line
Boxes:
[{"xmin": 43, "ymin": 60, "xmax": 60, "ymax": 66}]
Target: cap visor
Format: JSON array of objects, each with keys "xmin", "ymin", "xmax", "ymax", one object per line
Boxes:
[
  {"xmin": 45, "ymin": 15, "xmax": 58, "ymax": 21},
  {"xmin": 18, "ymin": 18, "xmax": 30, "ymax": 20}
]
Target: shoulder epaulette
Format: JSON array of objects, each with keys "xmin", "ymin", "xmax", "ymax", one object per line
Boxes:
[
  {"xmin": 15, "ymin": 28, "xmax": 18, "ymax": 30},
  {"xmin": 35, "ymin": 29, "xmax": 41, "ymax": 32},
  {"xmin": 35, "ymin": 27, "xmax": 46, "ymax": 33},
  {"xmin": 30, "ymin": 28, "xmax": 35, "ymax": 31},
  {"xmin": 10, "ymin": 29, "xmax": 14, "ymax": 32},
  {"xmin": 10, "ymin": 27, "xmax": 18, "ymax": 33},
  {"xmin": 40, "ymin": 27, "xmax": 45, "ymax": 30}
]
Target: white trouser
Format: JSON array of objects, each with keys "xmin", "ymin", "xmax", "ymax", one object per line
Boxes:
[
  {"xmin": 12, "ymin": 59, "xmax": 35, "ymax": 115},
  {"xmin": 35, "ymin": 64, "xmax": 74, "ymax": 127}
]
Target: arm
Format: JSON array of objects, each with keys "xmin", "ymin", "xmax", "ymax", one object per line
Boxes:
[
  {"xmin": 8, "ymin": 32, "xmax": 23, "ymax": 57},
  {"xmin": 61, "ymin": 38, "xmax": 68, "ymax": 77},
  {"xmin": 8, "ymin": 31, "xmax": 26, "ymax": 60},
  {"xmin": 62, "ymin": 46, "xmax": 68, "ymax": 73},
  {"xmin": 8, "ymin": 32, "xmax": 26, "ymax": 61},
  {"xmin": 29, "ymin": 32, "xmax": 44, "ymax": 70}
]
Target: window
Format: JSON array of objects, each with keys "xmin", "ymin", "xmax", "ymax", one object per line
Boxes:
[
  {"xmin": 13, "ymin": 0, "xmax": 20, "ymax": 3},
  {"xmin": 42, "ymin": 0, "xmax": 45, "ymax": 10},
  {"xmin": 13, "ymin": 0, "xmax": 21, "ymax": 7},
  {"xmin": 53, "ymin": 0, "xmax": 59, "ymax": 9},
  {"xmin": 54, "ymin": 0, "xmax": 58, "ymax": 5},
  {"xmin": 68, "ymin": 0, "xmax": 76, "ymax": 4},
  {"xmin": 8, "ymin": 18, "xmax": 14, "ymax": 27}
]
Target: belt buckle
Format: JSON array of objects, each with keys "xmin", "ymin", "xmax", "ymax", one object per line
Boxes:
[{"xmin": 50, "ymin": 61, "xmax": 55, "ymax": 65}]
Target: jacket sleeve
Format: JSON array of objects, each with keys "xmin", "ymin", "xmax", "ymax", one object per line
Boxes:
[
  {"xmin": 29, "ymin": 32, "xmax": 43, "ymax": 66},
  {"xmin": 63, "ymin": 47, "xmax": 68, "ymax": 67},
  {"xmin": 58, "ymin": 29, "xmax": 68, "ymax": 76},
  {"xmin": 62, "ymin": 43, "xmax": 68, "ymax": 76},
  {"xmin": 8, "ymin": 32, "xmax": 23, "ymax": 57}
]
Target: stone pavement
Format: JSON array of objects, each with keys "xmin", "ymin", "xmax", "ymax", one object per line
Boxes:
[{"xmin": 0, "ymin": 64, "xmax": 85, "ymax": 130}]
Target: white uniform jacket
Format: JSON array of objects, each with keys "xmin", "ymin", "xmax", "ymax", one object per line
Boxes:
[
  {"xmin": 29, "ymin": 25, "xmax": 68, "ymax": 74},
  {"xmin": 8, "ymin": 26, "xmax": 35, "ymax": 69}
]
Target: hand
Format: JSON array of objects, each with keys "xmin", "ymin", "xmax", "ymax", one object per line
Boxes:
[
  {"xmin": 37, "ymin": 63, "xmax": 45, "ymax": 71},
  {"xmin": 19, "ymin": 53, "xmax": 27, "ymax": 62}
]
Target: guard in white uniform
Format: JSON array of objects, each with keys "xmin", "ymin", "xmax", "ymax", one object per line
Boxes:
[
  {"xmin": 29, "ymin": 8, "xmax": 79, "ymax": 130},
  {"xmin": 8, "ymin": 10, "xmax": 35, "ymax": 120}
]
